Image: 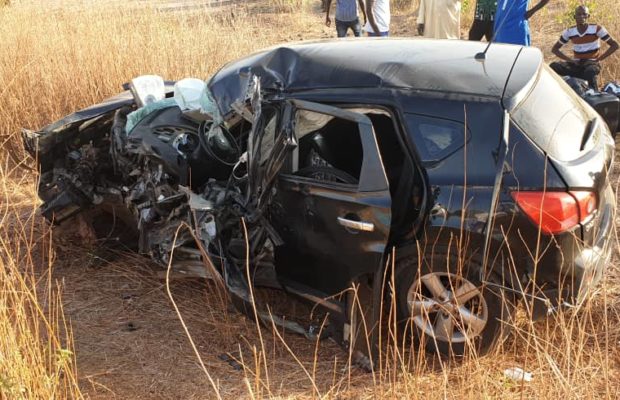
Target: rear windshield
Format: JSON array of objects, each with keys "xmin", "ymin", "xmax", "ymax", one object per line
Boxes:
[{"xmin": 511, "ymin": 66, "xmax": 598, "ymax": 161}]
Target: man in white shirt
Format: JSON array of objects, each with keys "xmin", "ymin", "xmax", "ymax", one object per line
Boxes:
[
  {"xmin": 417, "ymin": 0, "xmax": 462, "ymax": 39},
  {"xmin": 365, "ymin": 0, "xmax": 390, "ymax": 37}
]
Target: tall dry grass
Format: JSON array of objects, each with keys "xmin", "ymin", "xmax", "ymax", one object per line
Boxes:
[
  {"xmin": 0, "ymin": 162, "xmax": 81, "ymax": 398},
  {"xmin": 0, "ymin": 0, "xmax": 619, "ymax": 398},
  {"xmin": 0, "ymin": 2, "xmax": 319, "ymax": 398}
]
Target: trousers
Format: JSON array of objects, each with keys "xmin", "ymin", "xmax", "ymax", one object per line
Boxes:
[{"xmin": 550, "ymin": 60, "xmax": 602, "ymax": 90}]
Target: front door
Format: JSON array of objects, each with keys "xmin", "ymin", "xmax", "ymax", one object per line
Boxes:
[{"xmin": 270, "ymin": 100, "xmax": 392, "ymax": 296}]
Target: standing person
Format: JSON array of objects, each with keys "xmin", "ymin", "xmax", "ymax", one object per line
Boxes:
[
  {"xmin": 468, "ymin": 0, "xmax": 496, "ymax": 41},
  {"xmin": 550, "ymin": 6, "xmax": 618, "ymax": 90},
  {"xmin": 493, "ymin": 0, "xmax": 550, "ymax": 46},
  {"xmin": 365, "ymin": 0, "xmax": 390, "ymax": 37},
  {"xmin": 325, "ymin": 0, "xmax": 367, "ymax": 38},
  {"xmin": 417, "ymin": 0, "xmax": 462, "ymax": 40}
]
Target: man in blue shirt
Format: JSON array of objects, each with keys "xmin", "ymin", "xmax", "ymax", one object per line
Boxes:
[
  {"xmin": 494, "ymin": 0, "xmax": 550, "ymax": 45},
  {"xmin": 325, "ymin": 0, "xmax": 367, "ymax": 37}
]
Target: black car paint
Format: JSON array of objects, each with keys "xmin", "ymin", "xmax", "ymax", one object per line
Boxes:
[
  {"xmin": 278, "ymin": 90, "xmax": 512, "ymax": 287},
  {"xmin": 208, "ymin": 39, "xmax": 528, "ymax": 117},
  {"xmin": 212, "ymin": 41, "xmax": 611, "ymax": 315}
]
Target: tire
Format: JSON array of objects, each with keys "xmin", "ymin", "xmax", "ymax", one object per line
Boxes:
[{"xmin": 395, "ymin": 247, "xmax": 513, "ymax": 357}]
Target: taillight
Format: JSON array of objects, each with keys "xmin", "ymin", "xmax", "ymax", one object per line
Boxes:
[{"xmin": 511, "ymin": 191, "xmax": 597, "ymax": 234}]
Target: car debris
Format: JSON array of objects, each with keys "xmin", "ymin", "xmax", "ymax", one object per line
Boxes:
[{"xmin": 503, "ymin": 367, "xmax": 533, "ymax": 383}]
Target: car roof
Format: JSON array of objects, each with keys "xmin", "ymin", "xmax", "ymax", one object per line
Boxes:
[{"xmin": 208, "ymin": 38, "xmax": 543, "ymax": 115}]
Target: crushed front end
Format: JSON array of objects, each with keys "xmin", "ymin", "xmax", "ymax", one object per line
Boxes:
[{"xmin": 22, "ymin": 75, "xmax": 290, "ymax": 310}]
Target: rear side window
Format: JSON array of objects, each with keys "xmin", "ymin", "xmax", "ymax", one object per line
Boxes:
[
  {"xmin": 404, "ymin": 114, "xmax": 468, "ymax": 163},
  {"xmin": 511, "ymin": 66, "xmax": 598, "ymax": 161}
]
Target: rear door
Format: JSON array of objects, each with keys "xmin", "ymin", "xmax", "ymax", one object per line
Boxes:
[{"xmin": 270, "ymin": 100, "xmax": 392, "ymax": 296}]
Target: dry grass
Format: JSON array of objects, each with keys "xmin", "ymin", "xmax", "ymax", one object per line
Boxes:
[
  {"xmin": 0, "ymin": 163, "xmax": 80, "ymax": 398},
  {"xmin": 0, "ymin": 0, "xmax": 619, "ymax": 398}
]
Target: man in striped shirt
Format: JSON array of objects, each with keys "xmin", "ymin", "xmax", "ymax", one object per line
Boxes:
[
  {"xmin": 550, "ymin": 6, "xmax": 618, "ymax": 90},
  {"xmin": 325, "ymin": 0, "xmax": 367, "ymax": 37}
]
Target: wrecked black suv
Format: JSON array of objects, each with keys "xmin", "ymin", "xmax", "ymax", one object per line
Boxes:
[{"xmin": 23, "ymin": 39, "xmax": 615, "ymax": 363}]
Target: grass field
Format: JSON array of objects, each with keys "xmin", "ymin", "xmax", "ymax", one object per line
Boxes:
[{"xmin": 1, "ymin": 0, "xmax": 619, "ymax": 398}]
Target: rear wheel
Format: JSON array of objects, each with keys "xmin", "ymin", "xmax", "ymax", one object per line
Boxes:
[{"xmin": 395, "ymin": 249, "xmax": 513, "ymax": 357}]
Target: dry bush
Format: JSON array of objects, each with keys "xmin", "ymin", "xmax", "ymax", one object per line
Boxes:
[{"xmin": 0, "ymin": 0, "xmax": 619, "ymax": 399}]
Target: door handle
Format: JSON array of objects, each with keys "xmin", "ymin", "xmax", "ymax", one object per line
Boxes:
[{"xmin": 337, "ymin": 217, "xmax": 375, "ymax": 232}]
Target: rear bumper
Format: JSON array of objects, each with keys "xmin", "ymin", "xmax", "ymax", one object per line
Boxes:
[
  {"xmin": 533, "ymin": 185, "xmax": 615, "ymax": 317},
  {"xmin": 573, "ymin": 184, "xmax": 615, "ymax": 301}
]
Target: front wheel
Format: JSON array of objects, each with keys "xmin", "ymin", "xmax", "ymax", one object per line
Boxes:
[{"xmin": 395, "ymin": 249, "xmax": 514, "ymax": 357}]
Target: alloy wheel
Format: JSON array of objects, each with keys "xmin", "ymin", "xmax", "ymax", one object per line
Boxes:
[{"xmin": 406, "ymin": 272, "xmax": 488, "ymax": 344}]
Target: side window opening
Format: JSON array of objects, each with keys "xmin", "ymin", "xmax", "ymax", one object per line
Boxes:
[
  {"xmin": 284, "ymin": 105, "xmax": 424, "ymax": 240},
  {"xmin": 293, "ymin": 110, "xmax": 363, "ymax": 184},
  {"xmin": 366, "ymin": 112, "xmax": 422, "ymax": 239},
  {"xmin": 366, "ymin": 113, "xmax": 405, "ymax": 197},
  {"xmin": 226, "ymin": 105, "xmax": 278, "ymax": 164}
]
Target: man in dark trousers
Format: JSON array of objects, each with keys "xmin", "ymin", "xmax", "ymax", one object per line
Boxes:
[
  {"xmin": 550, "ymin": 5, "xmax": 618, "ymax": 90},
  {"xmin": 469, "ymin": 0, "xmax": 496, "ymax": 41},
  {"xmin": 325, "ymin": 0, "xmax": 367, "ymax": 37}
]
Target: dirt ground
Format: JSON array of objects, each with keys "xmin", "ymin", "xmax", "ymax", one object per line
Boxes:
[
  {"xmin": 56, "ymin": 244, "xmax": 356, "ymax": 399},
  {"xmin": 24, "ymin": 1, "xmax": 618, "ymax": 399}
]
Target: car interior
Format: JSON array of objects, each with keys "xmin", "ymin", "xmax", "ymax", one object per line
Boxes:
[{"xmin": 283, "ymin": 106, "xmax": 424, "ymax": 244}]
